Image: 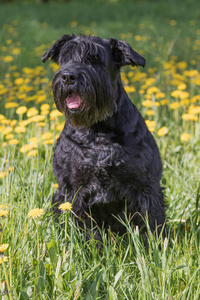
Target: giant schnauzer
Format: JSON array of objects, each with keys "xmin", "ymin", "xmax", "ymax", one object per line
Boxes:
[{"xmin": 42, "ymin": 35, "xmax": 166, "ymax": 240}]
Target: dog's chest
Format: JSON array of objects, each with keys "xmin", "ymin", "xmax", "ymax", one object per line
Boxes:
[{"xmin": 55, "ymin": 131, "xmax": 126, "ymax": 189}]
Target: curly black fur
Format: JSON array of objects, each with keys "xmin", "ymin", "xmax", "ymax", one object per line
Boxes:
[{"xmin": 42, "ymin": 35, "xmax": 166, "ymax": 240}]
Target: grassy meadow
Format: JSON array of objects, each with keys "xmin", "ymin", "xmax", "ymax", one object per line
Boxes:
[{"xmin": 0, "ymin": 0, "xmax": 199, "ymax": 299}]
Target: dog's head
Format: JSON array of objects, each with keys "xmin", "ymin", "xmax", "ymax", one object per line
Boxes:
[{"xmin": 42, "ymin": 35, "xmax": 145, "ymax": 128}]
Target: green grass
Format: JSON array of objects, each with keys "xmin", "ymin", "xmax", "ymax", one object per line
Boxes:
[{"xmin": 0, "ymin": 0, "xmax": 199, "ymax": 298}]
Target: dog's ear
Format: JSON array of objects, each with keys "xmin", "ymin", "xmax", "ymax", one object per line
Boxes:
[
  {"xmin": 108, "ymin": 38, "xmax": 145, "ymax": 68},
  {"xmin": 42, "ymin": 34, "xmax": 75, "ymax": 63}
]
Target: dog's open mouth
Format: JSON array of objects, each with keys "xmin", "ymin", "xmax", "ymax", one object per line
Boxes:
[{"xmin": 66, "ymin": 93, "xmax": 82, "ymax": 110}]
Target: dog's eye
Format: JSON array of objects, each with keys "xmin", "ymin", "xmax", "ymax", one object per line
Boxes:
[{"xmin": 90, "ymin": 55, "xmax": 100, "ymax": 62}]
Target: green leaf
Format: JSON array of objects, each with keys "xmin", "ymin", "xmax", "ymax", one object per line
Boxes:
[
  {"xmin": 19, "ymin": 291, "xmax": 29, "ymax": 300},
  {"xmin": 85, "ymin": 271, "xmax": 102, "ymax": 299},
  {"xmin": 45, "ymin": 263, "xmax": 53, "ymax": 276},
  {"xmin": 37, "ymin": 260, "xmax": 46, "ymax": 291},
  {"xmin": 108, "ymin": 286, "xmax": 117, "ymax": 300},
  {"xmin": 47, "ymin": 239, "xmax": 58, "ymax": 251},
  {"xmin": 114, "ymin": 269, "xmax": 123, "ymax": 288},
  {"xmin": 47, "ymin": 239, "xmax": 58, "ymax": 268}
]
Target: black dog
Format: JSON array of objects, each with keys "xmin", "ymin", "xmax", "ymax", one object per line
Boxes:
[{"xmin": 42, "ymin": 35, "xmax": 166, "ymax": 240}]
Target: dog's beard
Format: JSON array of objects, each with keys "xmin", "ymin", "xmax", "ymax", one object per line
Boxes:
[{"xmin": 52, "ymin": 67, "xmax": 115, "ymax": 128}]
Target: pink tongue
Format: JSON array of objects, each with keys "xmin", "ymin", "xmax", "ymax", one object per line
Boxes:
[{"xmin": 66, "ymin": 93, "xmax": 81, "ymax": 109}]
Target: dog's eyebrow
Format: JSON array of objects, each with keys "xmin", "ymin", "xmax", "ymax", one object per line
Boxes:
[{"xmin": 60, "ymin": 39, "xmax": 109, "ymax": 65}]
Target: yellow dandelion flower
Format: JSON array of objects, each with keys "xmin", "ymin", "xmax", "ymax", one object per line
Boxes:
[
  {"xmin": 149, "ymin": 127, "xmax": 155, "ymax": 132},
  {"xmin": 53, "ymin": 183, "xmax": 59, "ymax": 189},
  {"xmin": 127, "ymin": 71, "xmax": 134, "ymax": 78},
  {"xmin": 180, "ymin": 99, "xmax": 190, "ymax": 106},
  {"xmin": 170, "ymin": 102, "xmax": 181, "ymax": 110},
  {"xmin": 180, "ymin": 133, "xmax": 191, "ymax": 142},
  {"xmin": 41, "ymin": 132, "xmax": 53, "ymax": 140},
  {"xmin": 6, "ymin": 39, "xmax": 12, "ymax": 45},
  {"xmin": 50, "ymin": 110, "xmax": 63, "ymax": 120},
  {"xmin": 1, "ymin": 119, "xmax": 10, "ymax": 125},
  {"xmin": 8, "ymin": 139, "xmax": 19, "ymax": 145},
  {"xmin": 3, "ymin": 56, "xmax": 13, "ymax": 63},
  {"xmin": 41, "ymin": 104, "xmax": 50, "ymax": 111},
  {"xmin": 191, "ymin": 95, "xmax": 200, "ymax": 103},
  {"xmin": 29, "ymin": 115, "xmax": 45, "ymax": 123},
  {"xmin": 19, "ymin": 120, "xmax": 30, "ymax": 127},
  {"xmin": 0, "ymin": 204, "xmax": 8, "ymax": 209},
  {"xmin": 17, "ymin": 94, "xmax": 26, "ymax": 100},
  {"xmin": 179, "ymin": 91, "xmax": 190, "ymax": 99},
  {"xmin": 139, "ymin": 89, "xmax": 145, "ymax": 95},
  {"xmin": 146, "ymin": 86, "xmax": 160, "ymax": 95},
  {"xmin": 20, "ymin": 144, "xmax": 34, "ymax": 153},
  {"xmin": 70, "ymin": 20, "xmax": 78, "ymax": 28},
  {"xmin": 7, "ymin": 96, "xmax": 15, "ymax": 101},
  {"xmin": 157, "ymin": 126, "xmax": 169, "ymax": 136},
  {"xmin": 0, "ymin": 88, "xmax": 9, "ymax": 95},
  {"xmin": 161, "ymin": 99, "xmax": 169, "ymax": 105},
  {"xmin": 26, "ymin": 150, "xmax": 38, "ymax": 157},
  {"xmin": 0, "ymin": 256, "xmax": 9, "ymax": 264},
  {"xmin": 0, "ymin": 210, "xmax": 9, "ymax": 217},
  {"xmin": 58, "ymin": 202, "xmax": 72, "ymax": 212},
  {"xmin": 14, "ymin": 126, "xmax": 26, "ymax": 133},
  {"xmin": 178, "ymin": 83, "xmax": 187, "ymax": 90},
  {"xmin": 5, "ymin": 134, "xmax": 14, "ymax": 140},
  {"xmin": 2, "ymin": 127, "xmax": 12, "ymax": 135},
  {"xmin": 0, "ymin": 114, "xmax": 6, "ymax": 120},
  {"xmin": 12, "ymin": 48, "xmax": 21, "ymax": 55},
  {"xmin": 146, "ymin": 110, "xmax": 154, "ymax": 116},
  {"xmin": 154, "ymin": 102, "xmax": 160, "ymax": 107},
  {"xmin": 155, "ymin": 92, "xmax": 165, "ymax": 99},
  {"xmin": 49, "ymin": 63, "xmax": 60, "ymax": 72},
  {"xmin": 182, "ymin": 114, "xmax": 198, "ymax": 121},
  {"xmin": 38, "ymin": 122, "xmax": 45, "ymax": 127},
  {"xmin": 14, "ymin": 78, "xmax": 24, "ymax": 85},
  {"xmin": 16, "ymin": 106, "xmax": 27, "ymax": 115},
  {"xmin": 171, "ymin": 90, "xmax": 183, "ymax": 98},
  {"xmin": 124, "ymin": 86, "xmax": 136, "ymax": 93},
  {"xmin": 43, "ymin": 139, "xmax": 54, "ymax": 145},
  {"xmin": 41, "ymin": 110, "xmax": 49, "ymax": 116},
  {"xmin": 27, "ymin": 208, "xmax": 45, "ymax": 219},
  {"xmin": 40, "ymin": 78, "xmax": 48, "ymax": 84},
  {"xmin": 170, "ymin": 20, "xmax": 176, "ymax": 26},
  {"xmin": 188, "ymin": 106, "xmax": 200, "ymax": 115},
  {"xmin": 28, "ymin": 137, "xmax": 39, "ymax": 145},
  {"xmin": 10, "ymin": 119, "xmax": 17, "ymax": 127},
  {"xmin": 56, "ymin": 123, "xmax": 65, "ymax": 131},
  {"xmin": 36, "ymin": 95, "xmax": 46, "ymax": 104},
  {"xmin": 24, "ymin": 95, "xmax": 37, "ymax": 102},
  {"xmin": 145, "ymin": 120, "xmax": 156, "ymax": 128},
  {"xmin": 184, "ymin": 70, "xmax": 198, "ymax": 77},
  {"xmin": 22, "ymin": 67, "xmax": 33, "ymax": 74},
  {"xmin": 5, "ymin": 102, "xmax": 19, "ymax": 109},
  {"xmin": 0, "ymin": 244, "xmax": 9, "ymax": 253},
  {"xmin": 26, "ymin": 107, "xmax": 38, "ymax": 118},
  {"xmin": 8, "ymin": 167, "xmax": 14, "ymax": 172},
  {"xmin": 177, "ymin": 61, "xmax": 187, "ymax": 70},
  {"xmin": 0, "ymin": 172, "xmax": 7, "ymax": 179},
  {"xmin": 145, "ymin": 120, "xmax": 156, "ymax": 132},
  {"xmin": 142, "ymin": 100, "xmax": 153, "ymax": 107}
]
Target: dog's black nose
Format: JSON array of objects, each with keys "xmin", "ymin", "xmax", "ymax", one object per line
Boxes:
[{"xmin": 61, "ymin": 72, "xmax": 77, "ymax": 85}]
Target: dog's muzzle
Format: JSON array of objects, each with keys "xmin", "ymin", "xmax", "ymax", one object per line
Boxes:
[
  {"xmin": 61, "ymin": 71, "xmax": 78, "ymax": 86},
  {"xmin": 60, "ymin": 70, "xmax": 82, "ymax": 110}
]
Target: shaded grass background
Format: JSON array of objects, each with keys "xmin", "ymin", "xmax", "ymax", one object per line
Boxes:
[
  {"xmin": 0, "ymin": 0, "xmax": 199, "ymax": 299},
  {"xmin": 0, "ymin": 0, "xmax": 199, "ymax": 66}
]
